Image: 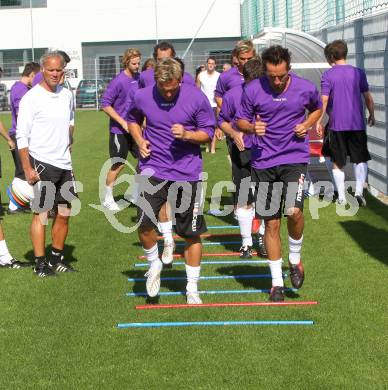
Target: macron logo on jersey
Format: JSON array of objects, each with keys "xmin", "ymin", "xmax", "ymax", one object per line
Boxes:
[{"xmin": 273, "ymin": 97, "xmax": 287, "ymax": 102}]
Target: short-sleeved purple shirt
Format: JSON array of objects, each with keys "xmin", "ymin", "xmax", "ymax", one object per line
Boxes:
[
  {"xmin": 101, "ymin": 71, "xmax": 139, "ymax": 134},
  {"xmin": 9, "ymin": 81, "xmax": 29, "ymax": 136},
  {"xmin": 139, "ymin": 68, "xmax": 195, "ymax": 88},
  {"xmin": 321, "ymin": 64, "xmax": 369, "ymax": 131},
  {"xmin": 31, "ymin": 71, "xmax": 43, "ymax": 87},
  {"xmin": 128, "ymin": 84, "xmax": 215, "ymax": 181},
  {"xmin": 215, "ymin": 67, "xmax": 244, "ymax": 98},
  {"xmin": 218, "ymin": 85, "xmax": 253, "ymax": 149},
  {"xmin": 139, "ymin": 68, "xmax": 154, "ymax": 88},
  {"xmin": 235, "ymin": 73, "xmax": 322, "ymax": 170},
  {"xmin": 182, "ymin": 72, "xmax": 195, "ymax": 86}
]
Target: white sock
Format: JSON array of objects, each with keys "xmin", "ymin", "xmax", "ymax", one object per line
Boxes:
[
  {"xmin": 143, "ymin": 244, "xmax": 162, "ymax": 269},
  {"xmin": 129, "ymin": 181, "xmax": 139, "ymax": 203},
  {"xmin": 259, "ymin": 219, "xmax": 265, "ymax": 235},
  {"xmin": 185, "ymin": 264, "xmax": 201, "ymax": 293},
  {"xmin": 235, "ymin": 207, "xmax": 253, "ymax": 247},
  {"xmin": 353, "ymin": 162, "xmax": 367, "ymax": 196},
  {"xmin": 104, "ymin": 185, "xmax": 114, "ymax": 202},
  {"xmin": 305, "ymin": 171, "xmax": 314, "ymax": 195},
  {"xmin": 332, "ymin": 169, "xmax": 346, "ymax": 201},
  {"xmin": 289, "ymin": 235, "xmax": 303, "ymax": 264},
  {"xmin": 159, "ymin": 221, "xmax": 173, "ymax": 244},
  {"xmin": 8, "ymin": 201, "xmax": 18, "ymax": 211},
  {"xmin": 325, "ymin": 160, "xmax": 337, "ymax": 191},
  {"xmin": 0, "ymin": 240, "xmax": 13, "ymax": 265},
  {"xmin": 268, "ymin": 259, "xmax": 284, "ymax": 287}
]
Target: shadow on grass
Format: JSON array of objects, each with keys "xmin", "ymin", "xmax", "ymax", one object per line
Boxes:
[
  {"xmin": 122, "ymin": 267, "xmax": 187, "ymax": 304},
  {"xmin": 132, "ymin": 235, "xmax": 245, "ymax": 252},
  {"xmin": 204, "ymin": 195, "xmax": 236, "ymax": 226},
  {"xmin": 339, "ymin": 220, "xmax": 388, "ymax": 267},
  {"xmin": 23, "ymin": 244, "xmax": 78, "ymax": 265},
  {"xmin": 0, "ymin": 202, "xmax": 32, "ymax": 218},
  {"xmin": 215, "ymin": 265, "xmax": 300, "ymax": 299},
  {"xmin": 363, "ymin": 191, "xmax": 388, "ymax": 224}
]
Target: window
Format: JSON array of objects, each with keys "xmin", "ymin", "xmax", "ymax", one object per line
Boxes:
[
  {"xmin": 209, "ymin": 50, "xmax": 233, "ymax": 72},
  {"xmin": 0, "ymin": 0, "xmax": 47, "ymax": 9},
  {"xmin": 98, "ymin": 56, "xmax": 116, "ymax": 82},
  {"xmin": 0, "ymin": 48, "xmax": 47, "ymax": 79}
]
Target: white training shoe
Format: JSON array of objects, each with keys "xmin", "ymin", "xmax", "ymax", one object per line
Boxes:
[
  {"xmin": 103, "ymin": 199, "xmax": 120, "ymax": 211},
  {"xmin": 186, "ymin": 291, "xmax": 203, "ymax": 305},
  {"xmin": 336, "ymin": 198, "xmax": 347, "ymax": 206},
  {"xmin": 145, "ymin": 262, "xmax": 162, "ymax": 297},
  {"xmin": 161, "ymin": 241, "xmax": 175, "ymax": 265}
]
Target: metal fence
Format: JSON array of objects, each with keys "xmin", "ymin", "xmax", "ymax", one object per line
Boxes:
[
  {"xmin": 312, "ymin": 12, "xmax": 388, "ymax": 195},
  {"xmin": 0, "ymin": 51, "xmax": 235, "ymax": 111},
  {"xmin": 241, "ymin": 0, "xmax": 388, "ymax": 37}
]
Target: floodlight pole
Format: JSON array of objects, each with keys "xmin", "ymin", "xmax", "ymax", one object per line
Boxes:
[
  {"xmin": 182, "ymin": 0, "xmax": 217, "ymax": 59},
  {"xmin": 154, "ymin": 0, "xmax": 159, "ymax": 44},
  {"xmin": 29, "ymin": 0, "xmax": 35, "ymax": 61},
  {"xmin": 94, "ymin": 58, "xmax": 99, "ymax": 111}
]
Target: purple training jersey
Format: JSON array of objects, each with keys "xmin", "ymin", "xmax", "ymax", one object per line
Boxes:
[
  {"xmin": 218, "ymin": 85, "xmax": 253, "ymax": 149},
  {"xmin": 235, "ymin": 73, "xmax": 322, "ymax": 170},
  {"xmin": 182, "ymin": 72, "xmax": 195, "ymax": 86},
  {"xmin": 139, "ymin": 68, "xmax": 195, "ymax": 88},
  {"xmin": 31, "ymin": 71, "xmax": 43, "ymax": 87},
  {"xmin": 215, "ymin": 67, "xmax": 244, "ymax": 99},
  {"xmin": 101, "ymin": 71, "xmax": 139, "ymax": 134},
  {"xmin": 128, "ymin": 83, "xmax": 215, "ymax": 181},
  {"xmin": 139, "ymin": 68, "xmax": 154, "ymax": 88},
  {"xmin": 321, "ymin": 64, "xmax": 369, "ymax": 131},
  {"xmin": 9, "ymin": 81, "xmax": 29, "ymax": 136}
]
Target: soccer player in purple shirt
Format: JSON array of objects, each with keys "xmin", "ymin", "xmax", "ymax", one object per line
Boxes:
[
  {"xmin": 101, "ymin": 48, "xmax": 141, "ymax": 211},
  {"xmin": 174, "ymin": 57, "xmax": 196, "ymax": 86},
  {"xmin": 7, "ymin": 62, "xmax": 41, "ymax": 214},
  {"xmin": 139, "ymin": 41, "xmax": 179, "ymax": 264},
  {"xmin": 139, "ymin": 41, "xmax": 176, "ymax": 88},
  {"xmin": 214, "ymin": 40, "xmax": 255, "ymax": 111},
  {"xmin": 218, "ymin": 58, "xmax": 266, "ymax": 259},
  {"xmin": 140, "ymin": 42, "xmax": 195, "ymax": 88},
  {"xmin": 317, "ymin": 40, "xmax": 375, "ymax": 207},
  {"xmin": 128, "ymin": 58, "xmax": 215, "ymax": 304},
  {"xmin": 236, "ymin": 46, "xmax": 322, "ymax": 302}
]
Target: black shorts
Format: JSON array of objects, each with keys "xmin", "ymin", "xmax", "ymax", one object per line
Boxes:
[
  {"xmin": 109, "ymin": 132, "xmax": 138, "ymax": 162},
  {"xmin": 227, "ymin": 138, "xmax": 254, "ymax": 206},
  {"xmin": 252, "ymin": 163, "xmax": 307, "ymax": 220},
  {"xmin": 10, "ymin": 134, "xmax": 25, "ymax": 180},
  {"xmin": 30, "ymin": 157, "xmax": 78, "ymax": 212},
  {"xmin": 136, "ymin": 176, "xmax": 207, "ymax": 238},
  {"xmin": 322, "ymin": 129, "xmax": 371, "ymax": 167}
]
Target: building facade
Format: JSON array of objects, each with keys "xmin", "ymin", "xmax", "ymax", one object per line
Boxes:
[{"xmin": 0, "ymin": 0, "xmax": 241, "ymax": 88}]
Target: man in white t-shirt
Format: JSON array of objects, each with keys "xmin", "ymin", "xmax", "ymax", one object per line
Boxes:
[
  {"xmin": 17, "ymin": 51, "xmax": 77, "ymax": 277},
  {"xmin": 197, "ymin": 56, "xmax": 221, "ymax": 153}
]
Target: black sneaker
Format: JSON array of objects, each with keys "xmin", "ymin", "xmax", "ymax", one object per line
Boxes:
[
  {"xmin": 48, "ymin": 208, "xmax": 57, "ymax": 219},
  {"xmin": 239, "ymin": 245, "xmax": 253, "ymax": 259},
  {"xmin": 332, "ymin": 190, "xmax": 339, "ymax": 202},
  {"xmin": 256, "ymin": 233, "xmax": 267, "ymax": 257},
  {"xmin": 0, "ymin": 258, "xmax": 29, "ymax": 269},
  {"xmin": 49, "ymin": 261, "xmax": 77, "ymax": 273},
  {"xmin": 356, "ymin": 195, "xmax": 366, "ymax": 207},
  {"xmin": 289, "ymin": 261, "xmax": 305, "ymax": 289},
  {"xmin": 34, "ymin": 261, "xmax": 56, "ymax": 277},
  {"xmin": 269, "ymin": 286, "xmax": 284, "ymax": 302},
  {"xmin": 6, "ymin": 208, "xmax": 28, "ymax": 215}
]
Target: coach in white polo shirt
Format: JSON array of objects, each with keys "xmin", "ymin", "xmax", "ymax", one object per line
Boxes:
[
  {"xmin": 17, "ymin": 51, "xmax": 77, "ymax": 277},
  {"xmin": 197, "ymin": 56, "xmax": 220, "ymax": 153}
]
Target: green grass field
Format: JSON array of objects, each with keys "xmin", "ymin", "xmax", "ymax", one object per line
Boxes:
[{"xmin": 0, "ymin": 111, "xmax": 387, "ymax": 389}]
